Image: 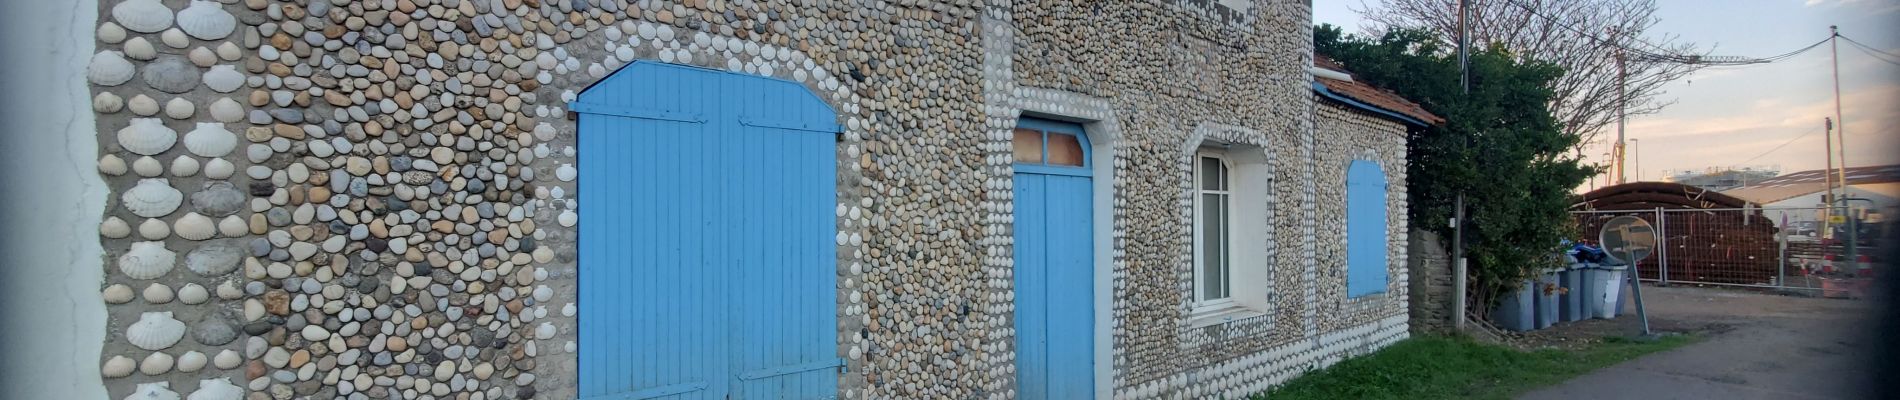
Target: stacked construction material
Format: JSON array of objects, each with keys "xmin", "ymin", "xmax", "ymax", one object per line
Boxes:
[{"xmin": 1572, "ymin": 183, "xmax": 1782, "ymax": 285}]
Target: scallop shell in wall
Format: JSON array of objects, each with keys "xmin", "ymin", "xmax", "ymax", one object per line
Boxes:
[
  {"xmin": 211, "ymin": 350, "xmax": 240, "ymax": 369},
  {"xmin": 175, "ymin": 351, "xmax": 206, "ymax": 373},
  {"xmin": 184, "ymin": 240, "xmax": 241, "ymax": 276},
  {"xmin": 182, "ymin": 123, "xmax": 236, "ymax": 157},
  {"xmin": 94, "ymin": 92, "xmax": 124, "ymax": 113},
  {"xmin": 137, "ymin": 218, "xmax": 168, "ymax": 240},
  {"xmin": 177, "ymin": 283, "xmax": 208, "ymax": 304},
  {"xmin": 203, "ymin": 158, "xmax": 234, "ymax": 179},
  {"xmin": 127, "ymin": 95, "xmax": 159, "ymax": 116},
  {"xmin": 98, "ymin": 22, "xmax": 127, "ymax": 44},
  {"xmin": 88, "ymin": 51, "xmax": 134, "ymax": 86},
  {"xmin": 170, "ymin": 156, "xmax": 199, "ymax": 177},
  {"xmin": 207, "ymin": 98, "xmax": 242, "ymax": 123},
  {"xmin": 118, "ymin": 241, "xmax": 175, "ymax": 280},
  {"xmin": 123, "ymin": 37, "xmax": 156, "ymax": 60},
  {"xmin": 99, "ymin": 154, "xmax": 128, "ymax": 176},
  {"xmin": 100, "ymin": 216, "xmax": 131, "ymax": 239},
  {"xmin": 112, "ymin": 0, "xmax": 174, "ymax": 33},
  {"xmin": 126, "ymin": 311, "xmax": 185, "ymax": 351},
  {"xmin": 188, "ymin": 181, "xmax": 242, "ymax": 217},
  {"xmin": 117, "ymin": 119, "xmax": 177, "ymax": 156},
  {"xmin": 201, "ymin": 65, "xmax": 241, "ymax": 93},
  {"xmin": 102, "ymin": 355, "xmax": 135, "ymax": 378},
  {"xmin": 186, "ymin": 378, "xmax": 241, "ymax": 400},
  {"xmin": 131, "ymin": 156, "xmax": 162, "ymax": 177},
  {"xmin": 164, "ymin": 97, "xmax": 194, "ymax": 119},
  {"xmin": 122, "ymin": 178, "xmax": 182, "ymax": 218},
  {"xmin": 139, "ymin": 352, "xmax": 172, "ymax": 375},
  {"xmin": 124, "ymin": 382, "xmax": 178, "ymax": 400},
  {"xmin": 173, "ymin": 212, "xmax": 215, "ymax": 240},
  {"xmin": 191, "ymin": 314, "xmax": 238, "ymax": 346},
  {"xmin": 142, "ymin": 57, "xmax": 199, "ymax": 94},
  {"xmin": 215, "ymin": 215, "xmax": 245, "ymax": 237},
  {"xmin": 176, "ymin": 0, "xmax": 235, "ymax": 40},
  {"xmin": 160, "ymin": 28, "xmax": 189, "ymax": 49}
]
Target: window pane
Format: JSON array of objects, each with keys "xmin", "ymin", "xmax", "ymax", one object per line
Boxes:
[
  {"xmin": 1200, "ymin": 156, "xmax": 1223, "ymax": 190},
  {"xmin": 1012, "ymin": 128, "xmax": 1043, "ymax": 164},
  {"xmin": 1200, "ymin": 193, "xmax": 1227, "ymax": 300},
  {"xmin": 1047, "ymin": 133, "xmax": 1084, "ymax": 166},
  {"xmin": 1219, "ymin": 195, "xmax": 1231, "ymax": 298}
]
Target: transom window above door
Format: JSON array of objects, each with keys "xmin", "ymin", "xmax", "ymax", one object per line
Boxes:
[{"xmin": 1012, "ymin": 117, "xmax": 1090, "ymax": 173}]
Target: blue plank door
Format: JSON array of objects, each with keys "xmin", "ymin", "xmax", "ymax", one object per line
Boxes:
[
  {"xmin": 1346, "ymin": 160, "xmax": 1389, "ymax": 297},
  {"xmin": 576, "ymin": 62, "xmax": 841, "ymax": 400},
  {"xmin": 1011, "ymin": 118, "xmax": 1095, "ymax": 399}
]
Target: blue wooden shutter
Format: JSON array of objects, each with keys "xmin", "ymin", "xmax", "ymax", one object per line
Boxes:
[{"xmin": 1346, "ymin": 160, "xmax": 1389, "ymax": 297}]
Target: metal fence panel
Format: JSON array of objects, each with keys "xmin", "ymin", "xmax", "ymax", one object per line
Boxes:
[{"xmin": 1571, "ymin": 206, "xmax": 1847, "ymax": 291}]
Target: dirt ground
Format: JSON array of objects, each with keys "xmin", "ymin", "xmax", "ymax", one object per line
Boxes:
[{"xmin": 1515, "ymin": 284, "xmax": 1880, "ymax": 399}]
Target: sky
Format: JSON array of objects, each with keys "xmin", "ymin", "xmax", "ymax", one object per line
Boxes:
[{"xmin": 1315, "ymin": 0, "xmax": 1900, "ymax": 189}]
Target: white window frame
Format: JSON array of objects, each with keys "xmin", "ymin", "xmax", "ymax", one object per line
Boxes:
[{"xmin": 1193, "ymin": 151, "xmax": 1236, "ymax": 312}]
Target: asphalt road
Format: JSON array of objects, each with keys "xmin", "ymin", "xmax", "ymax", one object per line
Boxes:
[{"xmin": 1518, "ymin": 285, "xmax": 1879, "ymax": 400}]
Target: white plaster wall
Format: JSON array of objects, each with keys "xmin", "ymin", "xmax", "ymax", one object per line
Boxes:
[{"xmin": 0, "ymin": 0, "xmax": 108, "ymax": 398}]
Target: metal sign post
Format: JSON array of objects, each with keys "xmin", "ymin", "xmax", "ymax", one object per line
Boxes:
[{"xmin": 1601, "ymin": 216, "xmax": 1657, "ymax": 336}]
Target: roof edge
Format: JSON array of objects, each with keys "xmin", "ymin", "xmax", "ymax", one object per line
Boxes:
[{"xmin": 1312, "ymin": 81, "xmax": 1431, "ymax": 128}]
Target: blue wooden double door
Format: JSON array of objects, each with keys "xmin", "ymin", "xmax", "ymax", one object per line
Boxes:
[
  {"xmin": 576, "ymin": 62, "xmax": 841, "ymax": 400},
  {"xmin": 1011, "ymin": 118, "xmax": 1096, "ymax": 399}
]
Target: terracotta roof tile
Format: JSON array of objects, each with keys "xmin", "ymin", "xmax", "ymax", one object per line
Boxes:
[{"xmin": 1313, "ymin": 54, "xmax": 1444, "ymax": 126}]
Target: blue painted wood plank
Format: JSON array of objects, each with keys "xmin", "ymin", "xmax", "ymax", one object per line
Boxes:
[{"xmin": 1347, "ymin": 160, "xmax": 1390, "ymax": 298}]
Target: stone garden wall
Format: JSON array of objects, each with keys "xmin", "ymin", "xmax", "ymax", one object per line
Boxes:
[{"xmin": 83, "ymin": 0, "xmax": 1411, "ymax": 399}]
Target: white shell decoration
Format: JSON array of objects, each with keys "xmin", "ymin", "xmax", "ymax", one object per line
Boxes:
[
  {"xmin": 207, "ymin": 98, "xmax": 243, "ymax": 123},
  {"xmin": 177, "ymin": 1, "xmax": 235, "ymax": 40},
  {"xmin": 173, "ymin": 212, "xmax": 215, "ymax": 240},
  {"xmin": 102, "ymin": 283, "xmax": 135, "ymax": 304},
  {"xmin": 202, "ymin": 65, "xmax": 242, "ymax": 93},
  {"xmin": 102, "ymin": 355, "xmax": 136, "ymax": 378},
  {"xmin": 118, "ymin": 241, "xmax": 176, "ymax": 280},
  {"xmin": 128, "ymin": 95, "xmax": 160, "ymax": 116},
  {"xmin": 556, "ymin": 163, "xmax": 577, "ymax": 181},
  {"xmin": 118, "ymin": 119, "xmax": 177, "ymax": 156},
  {"xmin": 123, "ymin": 178, "xmax": 183, "ymax": 218},
  {"xmin": 131, "ymin": 156, "xmax": 162, "ymax": 177},
  {"xmin": 98, "ymin": 22, "xmax": 128, "ymax": 44},
  {"xmin": 215, "ymin": 280, "xmax": 241, "ymax": 300},
  {"xmin": 101, "ymin": 216, "xmax": 132, "ymax": 239},
  {"xmin": 182, "ymin": 123, "xmax": 236, "ymax": 157},
  {"xmin": 164, "ymin": 97, "xmax": 195, "ymax": 119},
  {"xmin": 215, "ymin": 42, "xmax": 240, "ymax": 61},
  {"xmin": 177, "ymin": 283, "xmax": 209, "ymax": 304},
  {"xmin": 186, "ymin": 378, "xmax": 241, "ymax": 400},
  {"xmin": 187, "ymin": 47, "xmax": 217, "ymax": 67},
  {"xmin": 123, "ymin": 37, "xmax": 157, "ymax": 61},
  {"xmin": 112, "ymin": 0, "xmax": 174, "ymax": 33},
  {"xmin": 212, "ymin": 349, "xmax": 240, "ymax": 369},
  {"xmin": 137, "ymin": 218, "xmax": 169, "ymax": 240},
  {"xmin": 138, "ymin": 352, "xmax": 174, "ymax": 376},
  {"xmin": 216, "ymin": 215, "xmax": 245, "ymax": 237},
  {"xmin": 159, "ymin": 28, "xmax": 190, "ymax": 49},
  {"xmin": 142, "ymin": 283, "xmax": 173, "ymax": 303},
  {"xmin": 88, "ymin": 51, "xmax": 135, "ymax": 86},
  {"xmin": 125, "ymin": 382, "xmax": 178, "ymax": 400},
  {"xmin": 558, "ymin": 209, "xmax": 578, "ymax": 227},
  {"xmin": 203, "ymin": 158, "xmax": 234, "ymax": 179},
  {"xmin": 99, "ymin": 154, "xmax": 128, "ymax": 176},
  {"xmin": 95, "ymin": 92, "xmax": 125, "ymax": 113},
  {"xmin": 127, "ymin": 311, "xmax": 186, "ymax": 351},
  {"xmin": 170, "ymin": 156, "xmax": 199, "ymax": 177},
  {"xmin": 175, "ymin": 351, "xmax": 207, "ymax": 373}
]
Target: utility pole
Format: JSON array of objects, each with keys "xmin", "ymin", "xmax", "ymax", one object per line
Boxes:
[
  {"xmin": 1614, "ymin": 27, "xmax": 1629, "ymax": 185},
  {"xmin": 1630, "ymin": 138, "xmax": 1640, "ymax": 181},
  {"xmin": 1830, "ymin": 26, "xmax": 1849, "ymax": 199},
  {"xmin": 1823, "ymin": 117, "xmax": 1835, "ymax": 238},
  {"xmin": 1451, "ymin": 0, "xmax": 1470, "ymax": 332}
]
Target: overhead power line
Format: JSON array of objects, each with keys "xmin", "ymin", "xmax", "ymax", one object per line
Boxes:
[
  {"xmin": 1736, "ymin": 126, "xmax": 1821, "ymax": 167},
  {"xmin": 1495, "ymin": 0, "xmax": 1831, "ymax": 66},
  {"xmin": 1839, "ymin": 34, "xmax": 1900, "ymax": 67}
]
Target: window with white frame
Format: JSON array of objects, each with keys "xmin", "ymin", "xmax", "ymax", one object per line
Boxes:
[
  {"xmin": 1188, "ymin": 142, "xmax": 1274, "ymax": 326},
  {"xmin": 1195, "ymin": 153, "xmax": 1232, "ymax": 304}
]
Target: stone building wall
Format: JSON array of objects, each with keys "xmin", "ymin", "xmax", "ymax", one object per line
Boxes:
[
  {"xmin": 1407, "ymin": 228, "xmax": 1454, "ymax": 334},
  {"xmin": 82, "ymin": 0, "xmax": 1412, "ymax": 399}
]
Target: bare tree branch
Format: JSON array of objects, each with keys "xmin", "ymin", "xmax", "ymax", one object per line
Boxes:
[{"xmin": 1355, "ymin": 0, "xmax": 1705, "ymax": 150}]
